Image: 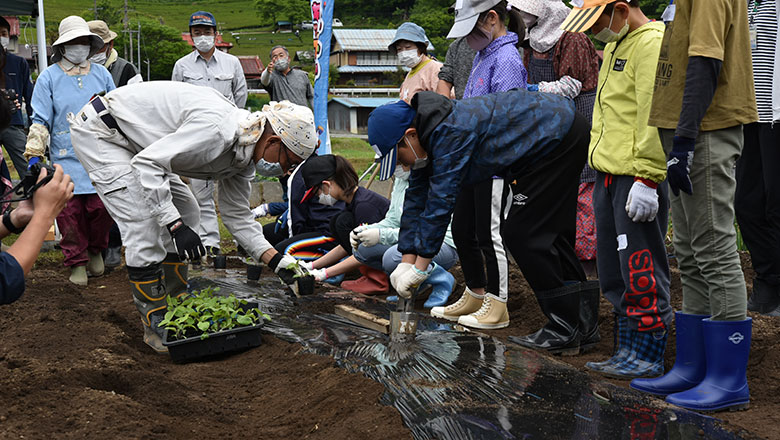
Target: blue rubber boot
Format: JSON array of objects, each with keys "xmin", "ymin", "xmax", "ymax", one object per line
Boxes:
[
  {"xmin": 598, "ymin": 329, "xmax": 667, "ymax": 379},
  {"xmin": 323, "ymin": 273, "xmax": 345, "ymax": 286},
  {"xmin": 585, "ymin": 314, "xmax": 631, "ymax": 372},
  {"xmin": 630, "ymin": 312, "xmax": 708, "ymax": 396},
  {"xmin": 666, "ymin": 318, "xmax": 751, "ymax": 412},
  {"xmin": 422, "ymin": 264, "xmax": 455, "ymax": 308}
]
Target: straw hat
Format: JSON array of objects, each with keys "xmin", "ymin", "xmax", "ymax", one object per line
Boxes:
[
  {"xmin": 87, "ymin": 20, "xmax": 118, "ymax": 43},
  {"xmin": 51, "ymin": 16, "xmax": 104, "ymax": 62}
]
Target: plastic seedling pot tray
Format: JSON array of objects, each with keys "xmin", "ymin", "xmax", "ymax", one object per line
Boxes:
[{"xmin": 162, "ymin": 303, "xmax": 264, "ymax": 363}]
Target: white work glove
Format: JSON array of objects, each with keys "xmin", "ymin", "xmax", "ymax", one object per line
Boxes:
[
  {"xmin": 350, "ymin": 225, "xmax": 367, "ymax": 249},
  {"xmin": 252, "ymin": 204, "xmax": 270, "ymax": 218},
  {"xmin": 625, "ymin": 180, "xmax": 659, "ymax": 223},
  {"xmin": 355, "ymin": 228, "xmax": 381, "ymax": 248},
  {"xmin": 537, "ymin": 75, "xmax": 583, "ymax": 99},
  {"xmin": 309, "ymin": 268, "xmax": 328, "ymax": 282},
  {"xmin": 390, "ymin": 262, "xmax": 413, "ymax": 294},
  {"xmin": 392, "ymin": 264, "xmax": 431, "ymax": 299},
  {"xmin": 298, "ymin": 260, "xmax": 314, "ymax": 271},
  {"xmin": 274, "ymin": 254, "xmax": 299, "ymax": 274}
]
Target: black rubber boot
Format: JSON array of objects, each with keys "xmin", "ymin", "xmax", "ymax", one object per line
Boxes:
[
  {"xmin": 747, "ymin": 276, "xmax": 780, "ymax": 316},
  {"xmin": 162, "ymin": 253, "xmax": 189, "ymax": 299},
  {"xmin": 128, "ymin": 263, "xmax": 168, "ymax": 353},
  {"xmin": 509, "ymin": 282, "xmax": 583, "ymax": 355},
  {"xmin": 579, "ymin": 280, "xmax": 601, "ymax": 353}
]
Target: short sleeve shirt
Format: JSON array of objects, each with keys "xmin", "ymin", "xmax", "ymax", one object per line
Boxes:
[{"xmin": 649, "ymin": 0, "xmax": 758, "ymax": 130}]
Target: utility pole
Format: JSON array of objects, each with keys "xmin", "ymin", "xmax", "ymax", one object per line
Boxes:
[
  {"xmin": 93, "ymin": 0, "xmax": 98, "ymax": 19},
  {"xmin": 122, "ymin": 0, "xmax": 129, "ymax": 59},
  {"xmin": 137, "ymin": 22, "xmax": 141, "ymax": 70}
]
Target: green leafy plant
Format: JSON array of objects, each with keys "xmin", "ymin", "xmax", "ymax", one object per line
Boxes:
[
  {"xmin": 160, "ymin": 287, "xmax": 270, "ymax": 340},
  {"xmin": 286, "ymin": 262, "xmax": 309, "ymax": 278}
]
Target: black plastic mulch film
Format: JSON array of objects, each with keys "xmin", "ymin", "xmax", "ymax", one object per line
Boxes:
[{"xmin": 188, "ymin": 272, "xmax": 759, "ymax": 440}]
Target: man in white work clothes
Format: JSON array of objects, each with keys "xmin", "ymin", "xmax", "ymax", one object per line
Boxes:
[
  {"xmin": 172, "ymin": 11, "xmax": 248, "ymax": 260},
  {"xmin": 68, "ymin": 81, "xmax": 314, "ymax": 353}
]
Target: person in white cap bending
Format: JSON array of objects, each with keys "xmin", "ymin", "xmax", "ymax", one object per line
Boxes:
[{"xmin": 68, "ymin": 81, "xmax": 317, "ymax": 353}]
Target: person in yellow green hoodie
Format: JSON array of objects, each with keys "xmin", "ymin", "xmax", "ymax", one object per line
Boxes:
[{"xmin": 561, "ymin": 0, "xmax": 671, "ymax": 379}]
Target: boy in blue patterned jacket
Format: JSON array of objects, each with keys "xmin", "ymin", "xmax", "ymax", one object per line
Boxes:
[{"xmin": 367, "ymin": 89, "xmax": 600, "ymax": 355}]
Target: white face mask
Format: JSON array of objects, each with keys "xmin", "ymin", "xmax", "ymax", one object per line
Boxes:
[
  {"xmin": 594, "ymin": 9, "xmax": 629, "ymax": 43},
  {"xmin": 90, "ymin": 51, "xmax": 107, "ymax": 65},
  {"xmin": 255, "ymin": 158, "xmax": 284, "ymax": 177},
  {"xmin": 274, "ymin": 57, "xmax": 289, "ymax": 72},
  {"xmin": 193, "ymin": 35, "xmax": 215, "ymax": 52},
  {"xmin": 317, "ymin": 184, "xmax": 337, "ymax": 206},
  {"xmin": 405, "ymin": 137, "xmax": 428, "ymax": 170},
  {"xmin": 397, "ymin": 49, "xmax": 422, "ymax": 68},
  {"xmin": 394, "ymin": 166, "xmax": 410, "ymax": 181},
  {"xmin": 519, "ymin": 11, "xmax": 538, "ymax": 30},
  {"xmin": 63, "ymin": 44, "xmax": 91, "ymax": 65},
  {"xmin": 0, "ymin": 37, "xmax": 8, "ymax": 51}
]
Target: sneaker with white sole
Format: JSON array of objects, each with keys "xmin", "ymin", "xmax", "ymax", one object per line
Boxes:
[
  {"xmin": 430, "ymin": 287, "xmax": 484, "ymax": 321},
  {"xmin": 457, "ymin": 293, "xmax": 509, "ymax": 329}
]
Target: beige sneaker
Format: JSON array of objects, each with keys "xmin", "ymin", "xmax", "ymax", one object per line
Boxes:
[
  {"xmin": 69, "ymin": 265, "xmax": 88, "ymax": 286},
  {"xmin": 87, "ymin": 251, "xmax": 104, "ymax": 277},
  {"xmin": 430, "ymin": 287, "xmax": 484, "ymax": 321},
  {"xmin": 458, "ymin": 293, "xmax": 509, "ymax": 329}
]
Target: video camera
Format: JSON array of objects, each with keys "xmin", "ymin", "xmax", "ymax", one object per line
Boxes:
[{"xmin": 0, "ymin": 158, "xmax": 56, "ymax": 204}]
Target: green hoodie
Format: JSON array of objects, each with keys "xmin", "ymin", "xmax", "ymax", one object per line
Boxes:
[{"xmin": 588, "ymin": 21, "xmax": 666, "ymax": 183}]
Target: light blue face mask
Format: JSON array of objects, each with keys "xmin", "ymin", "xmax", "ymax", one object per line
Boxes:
[{"xmin": 255, "ymin": 158, "xmax": 284, "ymax": 177}]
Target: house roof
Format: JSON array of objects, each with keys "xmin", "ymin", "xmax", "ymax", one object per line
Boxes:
[
  {"xmin": 1, "ymin": 16, "xmax": 20, "ymax": 36},
  {"xmin": 337, "ymin": 65, "xmax": 409, "ymax": 74},
  {"xmin": 237, "ymin": 55, "xmax": 264, "ymax": 77},
  {"xmin": 329, "ymin": 97, "xmax": 398, "ymax": 109},
  {"xmin": 276, "ymin": 21, "xmax": 292, "ymax": 26},
  {"xmin": 332, "ymin": 29, "xmax": 434, "ymax": 53},
  {"xmin": 180, "ymin": 33, "xmax": 234, "ymax": 49}
]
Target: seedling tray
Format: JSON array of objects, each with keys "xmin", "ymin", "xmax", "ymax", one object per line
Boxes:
[{"xmin": 162, "ymin": 303, "xmax": 264, "ymax": 363}]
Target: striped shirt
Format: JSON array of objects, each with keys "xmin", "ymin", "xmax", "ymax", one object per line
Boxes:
[{"xmin": 749, "ymin": 0, "xmax": 777, "ymax": 122}]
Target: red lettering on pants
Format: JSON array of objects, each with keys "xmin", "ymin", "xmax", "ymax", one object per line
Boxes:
[{"xmin": 626, "ymin": 249, "xmax": 664, "ymax": 331}]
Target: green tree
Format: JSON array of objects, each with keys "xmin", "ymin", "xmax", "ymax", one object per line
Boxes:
[
  {"xmin": 255, "ymin": 0, "xmax": 311, "ymax": 26},
  {"xmin": 80, "ymin": 0, "xmax": 124, "ymax": 26},
  {"xmin": 114, "ymin": 17, "xmax": 192, "ymax": 80},
  {"xmin": 409, "ymin": 0, "xmax": 454, "ymax": 59}
]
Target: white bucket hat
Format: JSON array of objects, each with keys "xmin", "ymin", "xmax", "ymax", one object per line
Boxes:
[{"xmin": 51, "ymin": 16, "xmax": 104, "ymax": 63}]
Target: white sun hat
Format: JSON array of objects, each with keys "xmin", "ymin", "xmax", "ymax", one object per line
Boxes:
[{"xmin": 51, "ymin": 16, "xmax": 104, "ymax": 63}]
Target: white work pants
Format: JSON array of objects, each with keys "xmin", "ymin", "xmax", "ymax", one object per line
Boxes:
[
  {"xmin": 190, "ymin": 178, "xmax": 221, "ymax": 248},
  {"xmin": 68, "ymin": 102, "xmax": 200, "ymax": 267}
]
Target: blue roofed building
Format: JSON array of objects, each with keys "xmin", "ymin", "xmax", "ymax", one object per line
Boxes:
[
  {"xmin": 328, "ymin": 97, "xmax": 398, "ymax": 134},
  {"xmin": 330, "ymin": 29, "xmax": 435, "ymax": 86}
]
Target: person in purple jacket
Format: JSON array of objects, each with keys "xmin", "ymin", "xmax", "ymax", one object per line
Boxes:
[{"xmin": 433, "ymin": 0, "xmax": 527, "ymax": 329}]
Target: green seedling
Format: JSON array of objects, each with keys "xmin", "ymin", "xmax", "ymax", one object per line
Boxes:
[
  {"xmin": 286, "ymin": 262, "xmax": 309, "ymax": 278},
  {"xmin": 159, "ymin": 286, "xmax": 270, "ymax": 340}
]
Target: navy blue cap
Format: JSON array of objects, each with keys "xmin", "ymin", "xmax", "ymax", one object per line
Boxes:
[
  {"xmin": 367, "ymin": 100, "xmax": 416, "ymax": 180},
  {"xmin": 189, "ymin": 11, "xmax": 216, "ymax": 28}
]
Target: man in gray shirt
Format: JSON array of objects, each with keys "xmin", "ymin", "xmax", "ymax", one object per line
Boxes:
[
  {"xmin": 171, "ymin": 11, "xmax": 248, "ymax": 258},
  {"xmin": 261, "ymin": 45, "xmax": 313, "ymax": 108}
]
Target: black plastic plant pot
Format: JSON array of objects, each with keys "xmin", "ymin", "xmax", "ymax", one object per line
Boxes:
[
  {"xmin": 297, "ymin": 275, "xmax": 315, "ymax": 295},
  {"xmin": 213, "ymin": 255, "xmax": 227, "ymax": 269},
  {"xmin": 162, "ymin": 303, "xmax": 264, "ymax": 363},
  {"xmin": 247, "ymin": 264, "xmax": 262, "ymax": 280}
]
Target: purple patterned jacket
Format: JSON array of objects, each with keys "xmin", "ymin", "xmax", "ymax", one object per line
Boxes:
[{"xmin": 463, "ymin": 32, "xmax": 527, "ymax": 99}]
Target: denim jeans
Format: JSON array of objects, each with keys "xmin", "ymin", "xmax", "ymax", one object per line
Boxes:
[{"xmin": 659, "ymin": 126, "xmax": 747, "ymax": 320}]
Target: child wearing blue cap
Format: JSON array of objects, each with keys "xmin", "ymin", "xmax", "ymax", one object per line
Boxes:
[{"xmin": 368, "ymin": 89, "xmax": 599, "ymax": 354}]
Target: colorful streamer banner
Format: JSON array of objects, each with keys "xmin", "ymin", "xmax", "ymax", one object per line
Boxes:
[{"xmin": 311, "ymin": 0, "xmax": 333, "ymax": 154}]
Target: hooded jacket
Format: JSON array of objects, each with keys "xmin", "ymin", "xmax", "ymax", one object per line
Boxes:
[
  {"xmin": 588, "ymin": 21, "xmax": 666, "ymax": 183},
  {"xmin": 398, "ymin": 90, "xmax": 576, "ymax": 258}
]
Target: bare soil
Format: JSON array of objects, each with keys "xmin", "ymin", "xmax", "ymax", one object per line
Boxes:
[
  {"xmin": 0, "ymin": 259, "xmax": 410, "ymax": 439},
  {"xmin": 4, "ymin": 251, "xmax": 778, "ymax": 439}
]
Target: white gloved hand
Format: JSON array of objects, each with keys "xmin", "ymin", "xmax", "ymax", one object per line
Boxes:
[
  {"xmin": 394, "ymin": 265, "xmax": 432, "ymax": 299},
  {"xmin": 625, "ymin": 180, "xmax": 659, "ymax": 223},
  {"xmin": 350, "ymin": 225, "xmax": 367, "ymax": 249},
  {"xmin": 309, "ymin": 268, "xmax": 328, "ymax": 282},
  {"xmin": 355, "ymin": 228, "xmax": 381, "ymax": 247},
  {"xmin": 390, "ymin": 262, "xmax": 413, "ymax": 294},
  {"xmin": 274, "ymin": 254, "xmax": 299, "ymax": 274},
  {"xmin": 252, "ymin": 203, "xmax": 270, "ymax": 218},
  {"xmin": 298, "ymin": 260, "xmax": 314, "ymax": 271}
]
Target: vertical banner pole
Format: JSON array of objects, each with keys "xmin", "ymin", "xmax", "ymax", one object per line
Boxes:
[{"xmin": 311, "ymin": 0, "xmax": 333, "ymax": 154}]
